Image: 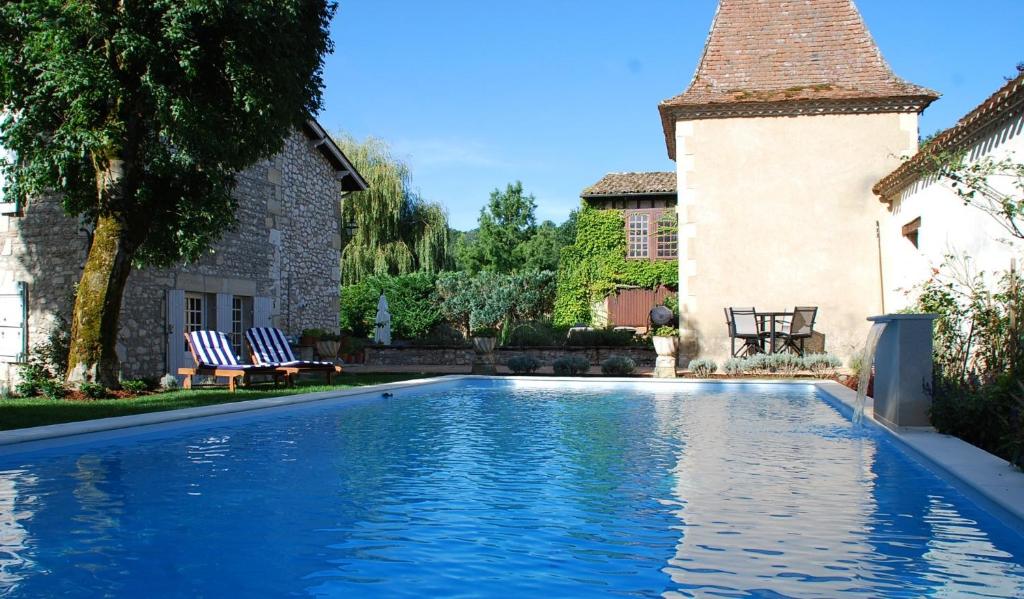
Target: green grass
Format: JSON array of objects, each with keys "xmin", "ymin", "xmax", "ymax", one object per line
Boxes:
[{"xmin": 0, "ymin": 372, "xmax": 433, "ymax": 431}]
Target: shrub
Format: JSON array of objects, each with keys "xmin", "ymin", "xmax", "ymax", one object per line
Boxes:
[
  {"xmin": 79, "ymin": 382, "xmax": 108, "ymax": 399},
  {"xmin": 687, "ymin": 358, "xmax": 718, "ymax": 377},
  {"xmin": 652, "ymin": 325, "xmax": 678, "ymax": 337},
  {"xmin": 768, "ymin": 353, "xmax": 803, "ymax": 375},
  {"xmin": 565, "ymin": 327, "xmax": 638, "ymax": 347},
  {"xmin": 722, "ymin": 357, "xmax": 747, "ymax": 374},
  {"xmin": 340, "ymin": 272, "xmax": 442, "ymax": 340},
  {"xmin": 507, "ymin": 355, "xmax": 541, "ymax": 375},
  {"xmin": 437, "ymin": 270, "xmax": 557, "ymax": 333},
  {"xmin": 160, "ymin": 373, "xmax": 180, "ymax": 390},
  {"xmin": 14, "ymin": 362, "xmax": 49, "ymax": 397},
  {"xmin": 744, "ymin": 353, "xmax": 770, "ymax": 374},
  {"xmin": 505, "ymin": 320, "xmax": 566, "ymax": 347},
  {"xmin": 120, "ymin": 379, "xmax": 149, "ymax": 393},
  {"xmin": 803, "ymin": 353, "xmax": 842, "ymax": 377},
  {"xmin": 470, "ymin": 327, "xmax": 499, "ymax": 338},
  {"xmin": 553, "ymin": 355, "xmax": 590, "ymax": 376},
  {"xmin": 38, "ymin": 379, "xmax": 67, "ymax": 400},
  {"xmin": 410, "ymin": 323, "xmax": 466, "ymax": 346},
  {"xmin": 601, "ymin": 355, "xmax": 636, "ymax": 376}
]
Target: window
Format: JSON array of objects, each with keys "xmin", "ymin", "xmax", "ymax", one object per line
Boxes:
[
  {"xmin": 902, "ymin": 217, "xmax": 921, "ymax": 249},
  {"xmin": 0, "ymin": 140, "xmax": 18, "ymax": 216},
  {"xmin": 184, "ymin": 294, "xmax": 206, "ymax": 334},
  {"xmin": 627, "ymin": 213, "xmax": 649, "ymax": 258},
  {"xmin": 626, "ymin": 209, "xmax": 677, "ymax": 261},
  {"xmin": 656, "ymin": 212, "xmax": 678, "ymax": 258}
]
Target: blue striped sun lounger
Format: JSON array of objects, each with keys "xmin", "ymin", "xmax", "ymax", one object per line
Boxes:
[
  {"xmin": 244, "ymin": 327, "xmax": 342, "ymax": 384},
  {"xmin": 179, "ymin": 330, "xmax": 285, "ymax": 392}
]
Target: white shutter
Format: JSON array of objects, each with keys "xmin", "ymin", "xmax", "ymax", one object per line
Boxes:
[
  {"xmin": 253, "ymin": 296, "xmax": 272, "ymax": 329},
  {"xmin": 166, "ymin": 289, "xmax": 185, "ymax": 375},
  {"xmin": 0, "ymin": 143, "xmax": 18, "ymax": 216},
  {"xmin": 215, "ymin": 293, "xmax": 233, "ymax": 334},
  {"xmin": 0, "ymin": 282, "xmax": 27, "ymax": 362}
]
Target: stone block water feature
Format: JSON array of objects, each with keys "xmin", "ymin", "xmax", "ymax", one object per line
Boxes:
[{"xmin": 864, "ymin": 314, "xmax": 939, "ymax": 429}]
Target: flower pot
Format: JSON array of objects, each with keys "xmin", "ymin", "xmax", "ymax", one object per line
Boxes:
[
  {"xmin": 299, "ymin": 335, "xmax": 319, "ymax": 347},
  {"xmin": 471, "ymin": 337, "xmax": 497, "ymax": 374},
  {"xmin": 316, "ymin": 340, "xmax": 341, "ymax": 361},
  {"xmin": 653, "ymin": 335, "xmax": 679, "ymax": 357}
]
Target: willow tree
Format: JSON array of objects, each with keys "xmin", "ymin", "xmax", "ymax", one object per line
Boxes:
[
  {"xmin": 336, "ymin": 135, "xmax": 451, "ymax": 283},
  {"xmin": 0, "ymin": 1, "xmax": 335, "ymax": 386}
]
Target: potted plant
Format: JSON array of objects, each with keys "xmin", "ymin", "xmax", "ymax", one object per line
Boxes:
[
  {"xmin": 316, "ymin": 332, "xmax": 342, "ymax": 362},
  {"xmin": 300, "ymin": 328, "xmax": 326, "ymax": 347},
  {"xmin": 470, "ymin": 326, "xmax": 499, "ymax": 374},
  {"xmin": 652, "ymin": 325, "xmax": 679, "ymax": 378}
]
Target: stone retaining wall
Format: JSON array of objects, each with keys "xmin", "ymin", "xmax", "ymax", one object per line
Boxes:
[{"xmin": 364, "ymin": 345, "xmax": 660, "ymax": 367}]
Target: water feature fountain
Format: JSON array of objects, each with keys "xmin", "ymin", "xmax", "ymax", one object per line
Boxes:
[{"xmin": 855, "ymin": 314, "xmax": 939, "ymax": 429}]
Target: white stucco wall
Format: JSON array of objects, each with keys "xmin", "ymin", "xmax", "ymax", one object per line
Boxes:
[
  {"xmin": 676, "ymin": 111, "xmax": 919, "ymax": 363},
  {"xmin": 880, "ymin": 113, "xmax": 1024, "ymax": 311}
]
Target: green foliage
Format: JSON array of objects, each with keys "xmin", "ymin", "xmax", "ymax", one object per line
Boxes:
[
  {"xmin": 803, "ymin": 353, "xmax": 842, "ymax": 376},
  {"xmin": 717, "ymin": 353, "xmax": 841, "ymax": 377},
  {"xmin": 160, "ymin": 374, "xmax": 180, "ymax": 391},
  {"xmin": 507, "ymin": 355, "xmax": 541, "ymax": 375},
  {"xmin": 0, "ymin": 0, "xmax": 335, "ymax": 267},
  {"xmin": 339, "ymin": 272, "xmax": 442, "ymax": 340},
  {"xmin": 653, "ymin": 326, "xmax": 678, "ymax": 337},
  {"xmin": 722, "ymin": 357, "xmax": 746, "ymax": 375},
  {"xmin": 553, "ymin": 206, "xmax": 678, "ymax": 327},
  {"xmin": 79, "ymin": 382, "xmax": 108, "ymax": 400},
  {"xmin": 917, "ymin": 151, "xmax": 1024, "ymax": 240},
  {"xmin": 120, "ymin": 380, "xmax": 149, "ymax": 394},
  {"xmin": 14, "ymin": 318, "xmax": 71, "ymax": 396},
  {"xmin": 912, "ymin": 254, "xmax": 1024, "ymax": 467},
  {"xmin": 553, "ymin": 355, "xmax": 591, "ymax": 376},
  {"xmin": 687, "ymin": 358, "xmax": 718, "ymax": 377},
  {"xmin": 436, "ymin": 270, "xmax": 556, "ymax": 332},
  {"xmin": 471, "ymin": 327, "xmax": 500, "ymax": 338},
  {"xmin": 38, "ymin": 379, "xmax": 67, "ymax": 401},
  {"xmin": 14, "ymin": 363, "xmax": 49, "ymax": 398},
  {"xmin": 461, "ymin": 181, "xmax": 537, "ymax": 273},
  {"xmin": 600, "ymin": 355, "xmax": 636, "ymax": 376},
  {"xmin": 505, "ymin": 320, "xmax": 567, "ymax": 347},
  {"xmin": 565, "ymin": 327, "xmax": 639, "ymax": 347},
  {"xmin": 336, "ymin": 135, "xmax": 452, "ymax": 283}
]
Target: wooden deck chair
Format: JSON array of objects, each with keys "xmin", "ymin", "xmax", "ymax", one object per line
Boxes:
[
  {"xmin": 245, "ymin": 327, "xmax": 342, "ymax": 385},
  {"xmin": 179, "ymin": 330, "xmax": 285, "ymax": 392}
]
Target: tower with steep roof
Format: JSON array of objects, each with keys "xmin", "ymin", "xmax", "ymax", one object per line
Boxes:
[{"xmin": 662, "ymin": 0, "xmax": 936, "ymax": 361}]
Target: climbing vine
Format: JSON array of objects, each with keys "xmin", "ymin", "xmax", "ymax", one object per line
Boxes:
[{"xmin": 553, "ymin": 206, "xmax": 677, "ymax": 326}]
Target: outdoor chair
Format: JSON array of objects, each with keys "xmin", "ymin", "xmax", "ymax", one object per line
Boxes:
[
  {"xmin": 727, "ymin": 307, "xmax": 767, "ymax": 357},
  {"xmin": 180, "ymin": 330, "xmax": 286, "ymax": 392},
  {"xmin": 245, "ymin": 327, "xmax": 342, "ymax": 384},
  {"xmin": 779, "ymin": 306, "xmax": 818, "ymax": 357}
]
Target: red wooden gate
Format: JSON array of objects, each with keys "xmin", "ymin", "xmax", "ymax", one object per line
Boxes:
[{"xmin": 608, "ymin": 286, "xmax": 674, "ymax": 328}]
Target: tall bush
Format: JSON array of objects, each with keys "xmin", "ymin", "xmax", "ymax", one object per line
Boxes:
[
  {"xmin": 339, "ymin": 272, "xmax": 441, "ymax": 340},
  {"xmin": 436, "ymin": 270, "xmax": 556, "ymax": 333}
]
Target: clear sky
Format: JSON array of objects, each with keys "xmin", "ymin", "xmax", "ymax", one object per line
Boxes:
[{"xmin": 318, "ymin": 1, "xmax": 1024, "ymax": 231}]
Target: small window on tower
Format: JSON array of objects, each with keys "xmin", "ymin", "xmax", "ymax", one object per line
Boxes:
[{"xmin": 902, "ymin": 217, "xmax": 921, "ymax": 249}]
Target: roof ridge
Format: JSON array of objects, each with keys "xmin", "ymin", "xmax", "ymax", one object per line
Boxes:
[{"xmin": 874, "ymin": 69, "xmax": 1024, "ymax": 200}]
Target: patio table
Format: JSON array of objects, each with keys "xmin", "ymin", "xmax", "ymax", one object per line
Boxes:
[{"xmin": 757, "ymin": 311, "xmax": 794, "ymax": 354}]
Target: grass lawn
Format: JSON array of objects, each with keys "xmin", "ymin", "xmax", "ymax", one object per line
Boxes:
[{"xmin": 0, "ymin": 372, "xmax": 433, "ymax": 431}]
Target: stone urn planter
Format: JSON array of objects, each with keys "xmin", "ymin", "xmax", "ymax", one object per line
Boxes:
[
  {"xmin": 471, "ymin": 336, "xmax": 498, "ymax": 375},
  {"xmin": 652, "ymin": 335, "xmax": 679, "ymax": 378},
  {"xmin": 316, "ymin": 340, "xmax": 341, "ymax": 362}
]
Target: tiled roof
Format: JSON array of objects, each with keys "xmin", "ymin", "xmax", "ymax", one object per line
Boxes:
[
  {"xmin": 659, "ymin": 0, "xmax": 938, "ymax": 159},
  {"xmin": 874, "ymin": 70, "xmax": 1024, "ymax": 201},
  {"xmin": 581, "ymin": 172, "xmax": 677, "ymax": 197}
]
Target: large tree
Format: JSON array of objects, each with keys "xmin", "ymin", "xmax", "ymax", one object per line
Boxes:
[
  {"xmin": 0, "ymin": 1, "xmax": 336, "ymax": 386},
  {"xmin": 460, "ymin": 181, "xmax": 538, "ymax": 273},
  {"xmin": 337, "ymin": 134, "xmax": 451, "ymax": 283}
]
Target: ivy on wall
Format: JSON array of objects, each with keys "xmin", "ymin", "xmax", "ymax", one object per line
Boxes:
[{"xmin": 553, "ymin": 206, "xmax": 678, "ymax": 326}]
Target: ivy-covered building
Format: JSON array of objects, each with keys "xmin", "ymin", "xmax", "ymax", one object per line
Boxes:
[
  {"xmin": 554, "ymin": 172, "xmax": 679, "ymax": 330},
  {"xmin": 0, "ymin": 119, "xmax": 366, "ymax": 384}
]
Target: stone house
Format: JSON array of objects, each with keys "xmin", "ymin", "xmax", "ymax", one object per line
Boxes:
[
  {"xmin": 579, "ymin": 171, "xmax": 678, "ymax": 329},
  {"xmin": 0, "ymin": 119, "xmax": 366, "ymax": 383},
  {"xmin": 655, "ymin": 0, "xmax": 938, "ymax": 361},
  {"xmin": 874, "ymin": 70, "xmax": 1024, "ymax": 310}
]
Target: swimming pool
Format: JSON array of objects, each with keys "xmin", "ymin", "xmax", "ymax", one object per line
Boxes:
[{"xmin": 1, "ymin": 380, "xmax": 1022, "ymax": 597}]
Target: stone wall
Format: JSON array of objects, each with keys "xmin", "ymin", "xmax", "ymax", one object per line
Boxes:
[
  {"xmin": 0, "ymin": 128, "xmax": 343, "ymax": 381},
  {"xmin": 365, "ymin": 346, "xmax": 660, "ymax": 368}
]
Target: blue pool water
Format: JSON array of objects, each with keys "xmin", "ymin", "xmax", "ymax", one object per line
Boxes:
[{"xmin": 1, "ymin": 381, "xmax": 1023, "ymax": 597}]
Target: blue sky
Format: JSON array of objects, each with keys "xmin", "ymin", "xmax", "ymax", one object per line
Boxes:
[{"xmin": 318, "ymin": 1, "xmax": 1024, "ymax": 231}]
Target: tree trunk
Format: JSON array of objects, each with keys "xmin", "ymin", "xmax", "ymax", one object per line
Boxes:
[{"xmin": 66, "ymin": 213, "xmax": 140, "ymax": 387}]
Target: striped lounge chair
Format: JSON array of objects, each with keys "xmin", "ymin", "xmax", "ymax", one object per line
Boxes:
[
  {"xmin": 245, "ymin": 327, "xmax": 342, "ymax": 384},
  {"xmin": 179, "ymin": 330, "xmax": 286, "ymax": 392}
]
